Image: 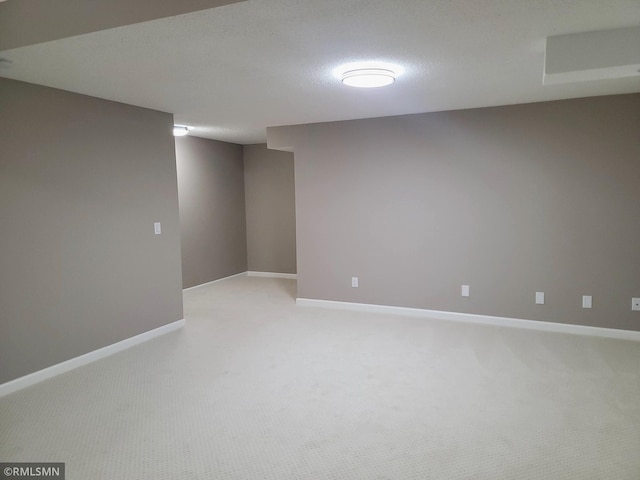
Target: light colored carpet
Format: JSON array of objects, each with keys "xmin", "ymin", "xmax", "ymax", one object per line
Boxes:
[{"xmin": 1, "ymin": 276, "xmax": 639, "ymax": 479}]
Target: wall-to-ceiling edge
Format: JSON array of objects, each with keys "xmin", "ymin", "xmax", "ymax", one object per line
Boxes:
[{"xmin": 0, "ymin": 0, "xmax": 248, "ymax": 51}]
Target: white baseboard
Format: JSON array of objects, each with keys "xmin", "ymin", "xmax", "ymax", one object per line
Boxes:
[
  {"xmin": 0, "ymin": 319, "xmax": 186, "ymax": 398},
  {"xmin": 183, "ymin": 271, "xmax": 297, "ymax": 292},
  {"xmin": 183, "ymin": 272, "xmax": 248, "ymax": 292},
  {"xmin": 296, "ymin": 298, "xmax": 640, "ymax": 342},
  {"xmin": 248, "ymin": 271, "xmax": 297, "ymax": 279}
]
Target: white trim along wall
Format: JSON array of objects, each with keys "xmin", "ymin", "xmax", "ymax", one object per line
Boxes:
[
  {"xmin": 296, "ymin": 298, "xmax": 640, "ymax": 342},
  {"xmin": 7, "ymin": 273, "xmax": 633, "ymax": 398},
  {"xmin": 183, "ymin": 271, "xmax": 298, "ymax": 292},
  {"xmin": 0, "ymin": 319, "xmax": 185, "ymax": 397}
]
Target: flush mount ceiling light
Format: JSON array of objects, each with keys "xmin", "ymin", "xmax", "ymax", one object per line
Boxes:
[
  {"xmin": 173, "ymin": 125, "xmax": 190, "ymax": 136},
  {"xmin": 341, "ymin": 68, "xmax": 396, "ymax": 88}
]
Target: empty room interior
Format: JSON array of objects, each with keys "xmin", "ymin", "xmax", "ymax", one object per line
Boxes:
[{"xmin": 1, "ymin": 1, "xmax": 640, "ymax": 478}]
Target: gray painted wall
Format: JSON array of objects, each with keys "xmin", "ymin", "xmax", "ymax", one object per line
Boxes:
[
  {"xmin": 0, "ymin": 78, "xmax": 184, "ymax": 384},
  {"xmin": 270, "ymin": 94, "xmax": 640, "ymax": 331},
  {"xmin": 244, "ymin": 144, "xmax": 296, "ymax": 274},
  {"xmin": 176, "ymin": 136, "xmax": 247, "ymax": 288}
]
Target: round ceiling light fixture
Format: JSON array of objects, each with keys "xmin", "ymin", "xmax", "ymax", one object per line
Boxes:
[
  {"xmin": 341, "ymin": 68, "xmax": 396, "ymax": 88},
  {"xmin": 173, "ymin": 125, "xmax": 190, "ymax": 137}
]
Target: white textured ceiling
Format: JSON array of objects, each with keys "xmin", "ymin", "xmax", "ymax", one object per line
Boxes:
[{"xmin": 1, "ymin": 0, "xmax": 639, "ymax": 144}]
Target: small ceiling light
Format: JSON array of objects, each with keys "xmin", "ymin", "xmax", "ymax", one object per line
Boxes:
[
  {"xmin": 173, "ymin": 125, "xmax": 189, "ymax": 136},
  {"xmin": 341, "ymin": 68, "xmax": 396, "ymax": 88}
]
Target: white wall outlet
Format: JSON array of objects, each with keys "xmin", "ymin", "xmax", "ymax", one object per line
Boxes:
[
  {"xmin": 582, "ymin": 295, "xmax": 592, "ymax": 309},
  {"xmin": 351, "ymin": 277, "xmax": 359, "ymax": 288},
  {"xmin": 154, "ymin": 222, "xmax": 161, "ymax": 235},
  {"xmin": 535, "ymin": 292, "xmax": 545, "ymax": 305},
  {"xmin": 461, "ymin": 285, "xmax": 470, "ymax": 297},
  {"xmin": 632, "ymin": 298, "xmax": 640, "ymax": 311}
]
